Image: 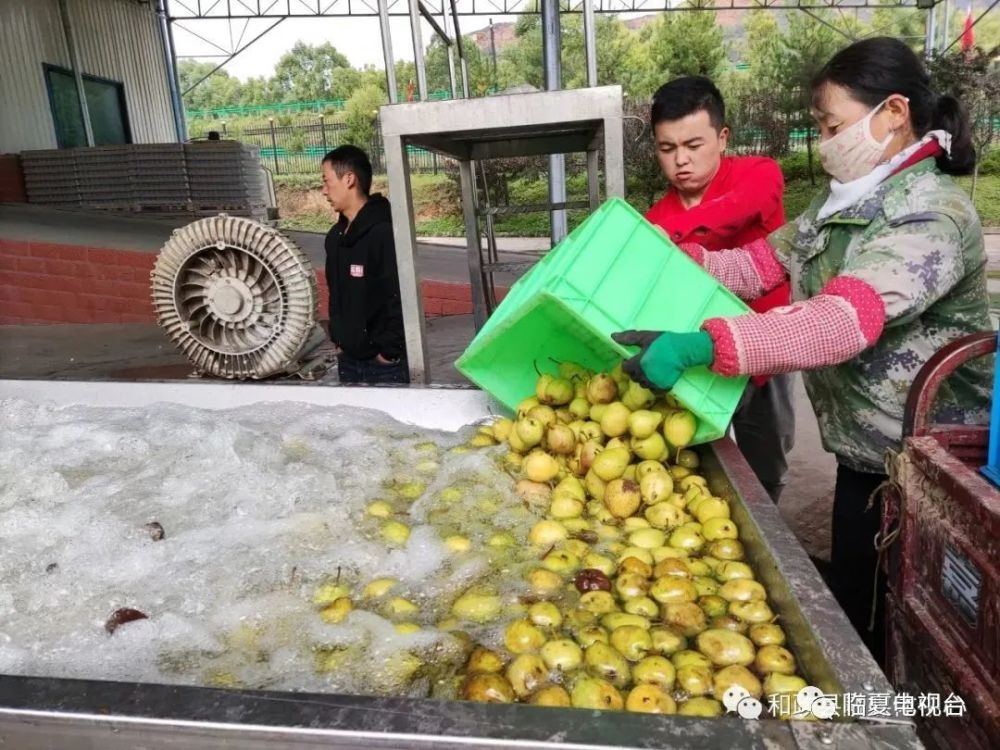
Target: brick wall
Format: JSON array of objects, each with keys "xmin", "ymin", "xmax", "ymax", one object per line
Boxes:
[{"xmin": 0, "ymin": 239, "xmax": 505, "ymax": 325}]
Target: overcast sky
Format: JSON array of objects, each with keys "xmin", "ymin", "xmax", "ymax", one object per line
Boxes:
[
  {"xmin": 168, "ymin": 8, "xmax": 650, "ymax": 80},
  {"xmin": 170, "ymin": 13, "xmax": 516, "ymax": 80}
]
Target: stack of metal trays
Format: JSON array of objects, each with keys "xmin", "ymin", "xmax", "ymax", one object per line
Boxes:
[
  {"xmin": 185, "ymin": 141, "xmax": 269, "ymax": 219},
  {"xmin": 130, "ymin": 144, "xmax": 189, "ymax": 210},
  {"xmin": 20, "ymin": 149, "xmax": 81, "ymax": 206},
  {"xmin": 76, "ymin": 145, "xmax": 132, "ymax": 209}
]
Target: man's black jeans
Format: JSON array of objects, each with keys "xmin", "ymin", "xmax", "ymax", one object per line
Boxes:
[{"xmin": 337, "ymin": 353, "xmax": 410, "ymax": 384}]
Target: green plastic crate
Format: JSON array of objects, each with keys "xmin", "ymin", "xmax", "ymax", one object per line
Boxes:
[{"xmin": 456, "ymin": 197, "xmax": 750, "ymax": 445}]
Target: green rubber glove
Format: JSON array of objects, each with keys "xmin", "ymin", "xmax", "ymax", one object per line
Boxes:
[{"xmin": 611, "ymin": 330, "xmax": 715, "ymax": 391}]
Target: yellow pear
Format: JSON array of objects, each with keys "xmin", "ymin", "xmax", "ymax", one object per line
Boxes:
[
  {"xmin": 529, "ymin": 520, "xmax": 569, "ymax": 546},
  {"xmin": 631, "ymin": 432, "xmax": 669, "ymax": 461},
  {"xmin": 527, "ymin": 405, "xmax": 557, "ymax": 428},
  {"xmin": 570, "ymin": 676, "xmax": 624, "ymax": 710},
  {"xmin": 451, "ymin": 589, "xmax": 503, "ymax": 623},
  {"xmin": 462, "ymin": 672, "xmax": 515, "ymax": 704},
  {"xmin": 540, "ymin": 639, "xmax": 583, "ymax": 671},
  {"xmin": 715, "ymin": 561, "xmax": 754, "ymax": 581},
  {"xmin": 762, "ymin": 673, "xmax": 808, "ymax": 699},
  {"xmin": 467, "ymin": 646, "xmax": 505, "ymax": 673},
  {"xmin": 676, "ymin": 665, "xmax": 714, "ymax": 697},
  {"xmin": 585, "ymin": 470, "xmax": 608, "ymax": 501},
  {"xmin": 676, "ymin": 449, "xmax": 700, "ymax": 469},
  {"xmin": 504, "ymin": 619, "xmax": 546, "ymax": 654},
  {"xmin": 663, "ymin": 602, "xmax": 707, "ymax": 637},
  {"xmin": 539, "ymin": 376, "xmax": 574, "ymax": 406},
  {"xmin": 755, "ymin": 645, "xmax": 797, "ymax": 675},
  {"xmin": 591, "ymin": 446, "xmax": 631, "ymax": 482},
  {"xmin": 650, "ymin": 627, "xmax": 688, "ymax": 656},
  {"xmin": 584, "ymin": 642, "xmax": 632, "ymax": 688},
  {"xmin": 624, "ymin": 596, "xmax": 660, "ymax": 618},
  {"xmin": 577, "ymin": 439, "xmax": 603, "ymax": 475},
  {"xmin": 718, "ymin": 579, "xmax": 767, "ymax": 603},
  {"xmin": 693, "ymin": 496, "xmax": 730, "ymax": 524},
  {"xmin": 550, "ymin": 494, "xmax": 584, "ymax": 519},
  {"xmin": 517, "ymin": 397, "xmax": 540, "ymax": 418},
  {"xmin": 515, "ymin": 479, "xmax": 551, "ymax": 507},
  {"xmin": 506, "ymin": 429, "xmax": 529, "ymax": 454},
  {"xmin": 622, "ymin": 380, "xmax": 656, "ymax": 411},
  {"xmin": 628, "ymin": 527, "xmax": 667, "ymax": 549},
  {"xmin": 579, "ymin": 422, "xmax": 605, "ymax": 443},
  {"xmin": 544, "ymin": 424, "xmax": 577, "ymax": 455},
  {"xmin": 749, "ymin": 623, "xmax": 786, "ymax": 647},
  {"xmin": 524, "ymin": 451, "xmax": 560, "ymax": 483},
  {"xmin": 569, "ymin": 397, "xmax": 592, "ymax": 419},
  {"xmin": 632, "ymin": 655, "xmax": 676, "ymax": 690},
  {"xmin": 645, "ymin": 501, "xmax": 687, "ymax": 530},
  {"xmin": 668, "ymin": 526, "xmax": 706, "ymax": 553},
  {"xmin": 627, "ymin": 410, "xmax": 663, "ymax": 439},
  {"xmin": 639, "ymin": 471, "xmax": 674, "ymax": 505},
  {"xmin": 626, "ymin": 684, "xmax": 677, "ymax": 714},
  {"xmin": 600, "ymin": 402, "xmax": 632, "ymax": 438},
  {"xmin": 506, "ymin": 654, "xmax": 549, "ymax": 698},
  {"xmin": 695, "ymin": 629, "xmax": 756, "ymax": 667},
  {"xmin": 635, "ymin": 460, "xmax": 668, "ymax": 480},
  {"xmin": 586, "ymin": 374, "xmax": 619, "ymax": 405},
  {"xmin": 603, "ymin": 478, "xmax": 641, "ymax": 518},
  {"xmin": 515, "ymin": 417, "xmax": 544, "ymax": 449},
  {"xmin": 710, "ymin": 539, "xmax": 746, "ymax": 561},
  {"xmin": 663, "ymin": 410, "xmax": 697, "ymax": 449},
  {"xmin": 491, "ymin": 418, "xmax": 513, "ymax": 442},
  {"xmin": 713, "ymin": 665, "xmax": 762, "ymax": 701},
  {"xmin": 702, "ymin": 517, "xmax": 739, "ymax": 541}
]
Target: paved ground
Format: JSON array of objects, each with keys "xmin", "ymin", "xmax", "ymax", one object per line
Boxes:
[{"xmin": 0, "ymin": 315, "xmax": 836, "ymax": 559}]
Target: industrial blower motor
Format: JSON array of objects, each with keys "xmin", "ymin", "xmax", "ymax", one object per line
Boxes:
[{"xmin": 151, "ymin": 215, "xmax": 328, "ymax": 379}]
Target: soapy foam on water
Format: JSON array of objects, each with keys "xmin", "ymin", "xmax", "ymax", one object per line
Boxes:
[{"xmin": 0, "ymin": 399, "xmax": 543, "ymax": 697}]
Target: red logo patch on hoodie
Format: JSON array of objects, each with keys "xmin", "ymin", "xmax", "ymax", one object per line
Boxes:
[{"xmin": 350, "ymin": 264, "xmax": 364, "ymax": 278}]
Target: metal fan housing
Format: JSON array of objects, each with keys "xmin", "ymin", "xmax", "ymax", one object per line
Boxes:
[{"xmin": 151, "ymin": 215, "xmax": 322, "ymax": 379}]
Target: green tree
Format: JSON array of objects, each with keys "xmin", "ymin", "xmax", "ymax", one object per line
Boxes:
[
  {"xmin": 239, "ymin": 76, "xmax": 280, "ymax": 107},
  {"xmin": 644, "ymin": 4, "xmax": 727, "ymax": 83},
  {"xmin": 742, "ymin": 9, "xmax": 782, "ymax": 79},
  {"xmin": 868, "ymin": 0, "xmax": 925, "ymax": 50},
  {"xmin": 394, "ymin": 60, "xmax": 417, "ymax": 99},
  {"xmin": 425, "ymin": 36, "xmax": 492, "ymax": 95},
  {"xmin": 272, "ymin": 41, "xmax": 352, "ymax": 102},
  {"xmin": 738, "ymin": 10, "xmax": 854, "ymax": 176},
  {"xmin": 497, "ymin": 12, "xmax": 544, "ymax": 89},
  {"xmin": 178, "ymin": 60, "xmax": 242, "ymax": 111},
  {"xmin": 342, "ymin": 84, "xmax": 387, "ymax": 147},
  {"xmin": 929, "ymin": 47, "xmax": 1000, "ymax": 197},
  {"xmin": 496, "ymin": 12, "xmax": 645, "ymax": 93}
]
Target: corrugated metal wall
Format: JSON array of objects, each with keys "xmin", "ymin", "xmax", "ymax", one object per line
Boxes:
[{"xmin": 0, "ymin": 0, "xmax": 176, "ymax": 153}]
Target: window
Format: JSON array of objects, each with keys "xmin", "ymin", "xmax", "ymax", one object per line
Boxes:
[{"xmin": 44, "ymin": 64, "xmax": 132, "ymax": 148}]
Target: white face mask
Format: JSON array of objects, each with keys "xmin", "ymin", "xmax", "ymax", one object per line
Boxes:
[{"xmin": 818, "ymin": 99, "xmax": 893, "ymax": 184}]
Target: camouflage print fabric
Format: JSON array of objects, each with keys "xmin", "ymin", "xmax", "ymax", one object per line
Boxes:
[{"xmin": 768, "ymin": 158, "xmax": 993, "ymax": 473}]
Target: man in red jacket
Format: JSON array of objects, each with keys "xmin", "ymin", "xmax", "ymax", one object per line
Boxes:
[{"xmin": 645, "ymin": 76, "xmax": 795, "ymax": 502}]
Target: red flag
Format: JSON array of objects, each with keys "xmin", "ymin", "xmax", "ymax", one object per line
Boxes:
[{"xmin": 961, "ymin": 8, "xmax": 975, "ymax": 52}]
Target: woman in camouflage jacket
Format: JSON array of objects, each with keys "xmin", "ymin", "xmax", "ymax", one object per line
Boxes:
[{"xmin": 614, "ymin": 37, "xmax": 992, "ymax": 664}]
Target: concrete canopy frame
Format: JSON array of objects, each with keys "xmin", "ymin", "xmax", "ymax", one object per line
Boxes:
[{"xmin": 379, "ymin": 85, "xmax": 625, "ymax": 384}]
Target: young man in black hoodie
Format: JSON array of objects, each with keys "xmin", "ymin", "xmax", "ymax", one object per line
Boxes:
[{"xmin": 321, "ymin": 145, "xmax": 408, "ymax": 384}]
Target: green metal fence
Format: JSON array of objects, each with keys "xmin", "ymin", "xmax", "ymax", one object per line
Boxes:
[
  {"xmin": 217, "ymin": 118, "xmax": 441, "ymax": 175},
  {"xmin": 187, "ymin": 89, "xmax": 468, "ymax": 119}
]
